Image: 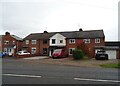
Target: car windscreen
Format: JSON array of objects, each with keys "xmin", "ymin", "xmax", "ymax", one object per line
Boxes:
[{"xmin": 53, "ymin": 49, "xmax": 62, "ymax": 53}]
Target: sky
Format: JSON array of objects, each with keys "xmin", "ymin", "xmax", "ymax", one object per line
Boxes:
[{"xmin": 0, "ymin": 0, "xmax": 119, "ymax": 41}]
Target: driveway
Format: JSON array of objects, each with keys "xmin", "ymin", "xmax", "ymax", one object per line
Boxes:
[{"xmin": 5, "ymin": 56, "xmax": 118, "ymax": 68}]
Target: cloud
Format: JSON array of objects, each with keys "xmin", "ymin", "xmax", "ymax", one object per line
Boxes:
[{"xmin": 0, "ymin": 0, "xmax": 119, "ymax": 41}]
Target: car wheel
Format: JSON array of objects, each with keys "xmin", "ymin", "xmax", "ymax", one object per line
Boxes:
[{"xmin": 52, "ymin": 57, "xmax": 55, "ymax": 59}]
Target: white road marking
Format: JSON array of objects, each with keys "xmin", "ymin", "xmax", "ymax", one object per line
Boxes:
[
  {"xmin": 3, "ymin": 74, "xmax": 42, "ymax": 78},
  {"xmin": 74, "ymin": 78, "xmax": 120, "ymax": 83},
  {"xmin": 2, "ymin": 73, "xmax": 120, "ymax": 83}
]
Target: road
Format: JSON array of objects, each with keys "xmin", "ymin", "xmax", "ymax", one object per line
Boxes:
[{"xmin": 2, "ymin": 58, "xmax": 120, "ymax": 84}]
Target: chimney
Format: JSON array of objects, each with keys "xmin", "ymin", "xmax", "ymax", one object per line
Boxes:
[
  {"xmin": 79, "ymin": 28, "xmax": 83, "ymax": 31},
  {"xmin": 5, "ymin": 32, "xmax": 10, "ymax": 36},
  {"xmin": 43, "ymin": 30, "xmax": 48, "ymax": 33}
]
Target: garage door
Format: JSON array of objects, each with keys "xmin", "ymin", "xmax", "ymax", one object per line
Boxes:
[{"xmin": 106, "ymin": 50, "xmax": 116, "ymax": 59}]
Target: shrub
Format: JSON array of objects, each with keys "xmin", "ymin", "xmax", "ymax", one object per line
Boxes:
[{"xmin": 72, "ymin": 49, "xmax": 85, "ymax": 59}]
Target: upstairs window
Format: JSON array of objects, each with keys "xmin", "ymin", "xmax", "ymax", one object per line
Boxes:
[
  {"xmin": 12, "ymin": 40, "xmax": 15, "ymax": 44},
  {"xmin": 4, "ymin": 40, "xmax": 9, "ymax": 45},
  {"xmin": 52, "ymin": 39, "xmax": 56, "ymax": 44},
  {"xmin": 60, "ymin": 40, "xmax": 63, "ymax": 43},
  {"xmin": 84, "ymin": 39, "xmax": 90, "ymax": 43},
  {"xmin": 95, "ymin": 38, "xmax": 100, "ymax": 43},
  {"xmin": 26, "ymin": 40, "xmax": 29, "ymax": 44},
  {"xmin": 43, "ymin": 40, "xmax": 48, "ymax": 44},
  {"xmin": 69, "ymin": 39, "xmax": 75, "ymax": 44},
  {"xmin": 32, "ymin": 40, "xmax": 36, "ymax": 44}
]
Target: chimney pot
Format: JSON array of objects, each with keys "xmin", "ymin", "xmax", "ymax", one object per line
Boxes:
[
  {"xmin": 5, "ymin": 32, "xmax": 10, "ymax": 35},
  {"xmin": 79, "ymin": 28, "xmax": 83, "ymax": 31}
]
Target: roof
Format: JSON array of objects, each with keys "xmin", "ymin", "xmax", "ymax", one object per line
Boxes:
[
  {"xmin": 105, "ymin": 41, "xmax": 120, "ymax": 47},
  {"xmin": 24, "ymin": 30, "xmax": 105, "ymax": 40},
  {"xmin": 11, "ymin": 35, "xmax": 23, "ymax": 41},
  {"xmin": 94, "ymin": 46, "xmax": 119, "ymax": 50},
  {"xmin": 1, "ymin": 35, "xmax": 23, "ymax": 41}
]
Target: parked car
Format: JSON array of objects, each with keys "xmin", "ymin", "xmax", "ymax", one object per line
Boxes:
[
  {"xmin": 52, "ymin": 49, "xmax": 68, "ymax": 59},
  {"xmin": 16, "ymin": 51, "xmax": 30, "ymax": 55},
  {"xmin": 0, "ymin": 52, "xmax": 6, "ymax": 58},
  {"xmin": 8, "ymin": 52, "xmax": 13, "ymax": 57},
  {"xmin": 95, "ymin": 50, "xmax": 108, "ymax": 60}
]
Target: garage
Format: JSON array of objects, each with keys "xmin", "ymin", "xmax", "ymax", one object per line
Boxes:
[{"xmin": 106, "ymin": 50, "xmax": 116, "ymax": 59}]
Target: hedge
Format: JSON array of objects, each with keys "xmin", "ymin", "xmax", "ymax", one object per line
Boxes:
[{"xmin": 72, "ymin": 49, "xmax": 84, "ymax": 59}]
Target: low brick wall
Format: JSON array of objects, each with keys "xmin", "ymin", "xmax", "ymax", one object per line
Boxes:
[
  {"xmin": 14, "ymin": 53, "xmax": 42, "ymax": 58},
  {"xmin": 15, "ymin": 54, "xmax": 34, "ymax": 58}
]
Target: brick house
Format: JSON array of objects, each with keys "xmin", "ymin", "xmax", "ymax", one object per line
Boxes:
[
  {"xmin": 23, "ymin": 29, "xmax": 105, "ymax": 58},
  {"xmin": 2, "ymin": 32, "xmax": 23, "ymax": 56}
]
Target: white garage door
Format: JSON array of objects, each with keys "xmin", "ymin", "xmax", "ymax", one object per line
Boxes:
[{"xmin": 106, "ymin": 50, "xmax": 116, "ymax": 59}]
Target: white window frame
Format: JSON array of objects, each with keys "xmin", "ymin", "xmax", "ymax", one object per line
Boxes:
[
  {"xmin": 52, "ymin": 39, "xmax": 56, "ymax": 44},
  {"xmin": 32, "ymin": 40, "xmax": 36, "ymax": 44},
  {"xmin": 26, "ymin": 40, "xmax": 29, "ymax": 44},
  {"xmin": 4, "ymin": 40, "xmax": 9, "ymax": 45},
  {"xmin": 95, "ymin": 38, "xmax": 100, "ymax": 43},
  {"xmin": 69, "ymin": 48, "xmax": 75, "ymax": 55},
  {"xmin": 69, "ymin": 39, "xmax": 75, "ymax": 44},
  {"xmin": 12, "ymin": 40, "xmax": 15, "ymax": 44},
  {"xmin": 31, "ymin": 47, "xmax": 36, "ymax": 54},
  {"xmin": 60, "ymin": 40, "xmax": 63, "ymax": 43},
  {"xmin": 84, "ymin": 39, "xmax": 90, "ymax": 43}
]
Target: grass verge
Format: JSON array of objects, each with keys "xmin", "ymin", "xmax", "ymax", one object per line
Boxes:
[{"xmin": 100, "ymin": 63, "xmax": 120, "ymax": 68}]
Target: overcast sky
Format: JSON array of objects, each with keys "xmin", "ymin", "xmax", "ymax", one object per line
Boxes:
[{"xmin": 0, "ymin": 0, "xmax": 119, "ymax": 41}]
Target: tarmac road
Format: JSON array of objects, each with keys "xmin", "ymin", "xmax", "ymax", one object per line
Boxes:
[{"xmin": 2, "ymin": 57, "xmax": 120, "ymax": 84}]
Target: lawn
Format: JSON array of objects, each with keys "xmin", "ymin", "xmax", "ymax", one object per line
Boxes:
[{"xmin": 100, "ymin": 63, "xmax": 120, "ymax": 68}]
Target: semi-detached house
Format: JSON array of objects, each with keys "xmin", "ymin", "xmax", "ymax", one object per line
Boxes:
[
  {"xmin": 2, "ymin": 32, "xmax": 23, "ymax": 56},
  {"xmin": 23, "ymin": 29, "xmax": 105, "ymax": 58}
]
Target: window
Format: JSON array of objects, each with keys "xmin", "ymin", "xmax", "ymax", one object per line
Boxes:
[
  {"xmin": 4, "ymin": 40, "xmax": 9, "ymax": 45},
  {"xmin": 69, "ymin": 48, "xmax": 75, "ymax": 55},
  {"xmin": 31, "ymin": 47, "xmax": 36, "ymax": 54},
  {"xmin": 43, "ymin": 40, "xmax": 48, "ymax": 44},
  {"xmin": 84, "ymin": 39, "xmax": 90, "ymax": 43},
  {"xmin": 52, "ymin": 39, "xmax": 56, "ymax": 44},
  {"xmin": 95, "ymin": 38, "xmax": 100, "ymax": 43},
  {"xmin": 26, "ymin": 40, "xmax": 29, "ymax": 44},
  {"xmin": 43, "ymin": 48, "xmax": 48, "ymax": 54},
  {"xmin": 13, "ymin": 40, "xmax": 15, "ymax": 44},
  {"xmin": 69, "ymin": 39, "xmax": 75, "ymax": 44},
  {"xmin": 32, "ymin": 40, "xmax": 36, "ymax": 44},
  {"xmin": 60, "ymin": 40, "xmax": 63, "ymax": 43},
  {"xmin": 4, "ymin": 48, "xmax": 7, "ymax": 52}
]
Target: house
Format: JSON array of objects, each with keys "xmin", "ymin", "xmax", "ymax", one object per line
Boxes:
[
  {"xmin": 23, "ymin": 29, "xmax": 105, "ymax": 58},
  {"xmin": 0, "ymin": 35, "xmax": 2, "ymax": 52},
  {"xmin": 95, "ymin": 41, "xmax": 120, "ymax": 59},
  {"xmin": 2, "ymin": 32, "xmax": 23, "ymax": 56}
]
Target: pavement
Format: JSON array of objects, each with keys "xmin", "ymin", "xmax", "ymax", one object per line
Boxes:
[
  {"xmin": 23, "ymin": 56, "xmax": 49, "ymax": 60},
  {"xmin": 20, "ymin": 56, "xmax": 119, "ymax": 68},
  {"xmin": 2, "ymin": 56, "xmax": 119, "ymax": 68}
]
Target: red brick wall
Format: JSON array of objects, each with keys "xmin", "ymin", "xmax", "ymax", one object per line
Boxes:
[
  {"xmin": 23, "ymin": 39, "xmax": 49, "ymax": 56},
  {"xmin": 39, "ymin": 40, "xmax": 49, "ymax": 55},
  {"xmin": 66, "ymin": 38, "xmax": 105, "ymax": 58},
  {"xmin": 23, "ymin": 40, "xmax": 40, "ymax": 55},
  {"xmin": 23, "ymin": 38, "xmax": 105, "ymax": 57},
  {"xmin": 2, "ymin": 33, "xmax": 23, "ymax": 54}
]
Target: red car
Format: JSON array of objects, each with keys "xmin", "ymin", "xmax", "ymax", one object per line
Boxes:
[{"xmin": 52, "ymin": 49, "xmax": 68, "ymax": 59}]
